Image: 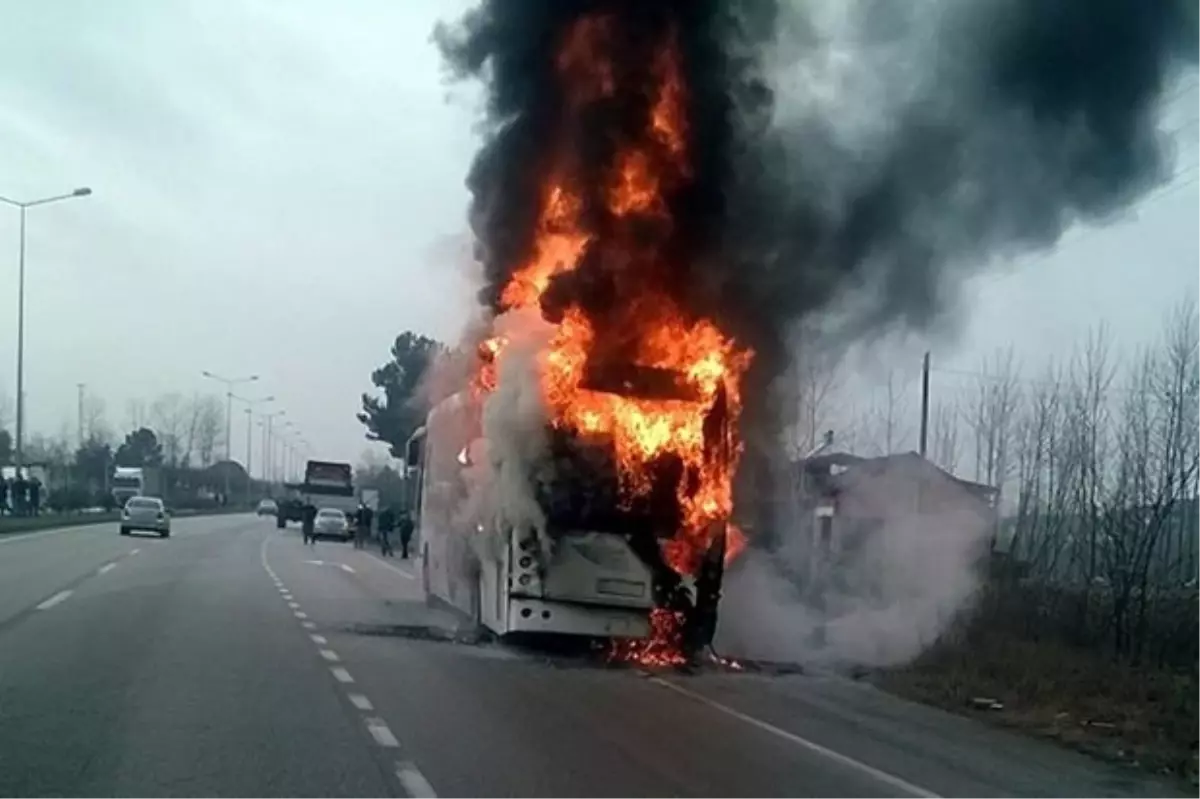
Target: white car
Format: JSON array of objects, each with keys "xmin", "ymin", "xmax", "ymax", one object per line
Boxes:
[
  {"xmin": 313, "ymin": 508, "xmax": 351, "ymax": 541},
  {"xmin": 256, "ymin": 498, "xmax": 279, "ymax": 517},
  {"xmin": 120, "ymin": 496, "xmax": 171, "ymax": 538}
]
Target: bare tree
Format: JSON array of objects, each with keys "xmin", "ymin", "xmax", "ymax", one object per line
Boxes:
[
  {"xmin": 82, "ymin": 395, "xmax": 111, "ymax": 444},
  {"xmin": 790, "ymin": 348, "xmax": 846, "ymax": 456},
  {"xmin": 151, "ymin": 393, "xmax": 191, "ymax": 467},
  {"xmin": 125, "ymin": 399, "xmax": 148, "ymax": 432},
  {"xmin": 965, "ymin": 347, "xmax": 1023, "ymax": 492},
  {"xmin": 0, "ymin": 387, "xmax": 12, "ymax": 433},
  {"xmin": 857, "ymin": 368, "xmax": 913, "ymax": 456},
  {"xmin": 193, "ymin": 395, "xmax": 223, "ymax": 467},
  {"xmin": 930, "ymin": 399, "xmax": 962, "ymax": 474}
]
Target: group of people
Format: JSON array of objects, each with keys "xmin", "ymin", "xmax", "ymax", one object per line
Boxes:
[
  {"xmin": 298, "ymin": 500, "xmax": 414, "ymax": 558},
  {"xmin": 362, "ymin": 504, "xmax": 415, "ymax": 559},
  {"xmin": 0, "ymin": 474, "xmax": 43, "ymax": 517}
]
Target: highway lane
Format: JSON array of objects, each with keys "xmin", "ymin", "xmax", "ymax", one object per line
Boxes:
[
  {"xmin": 265, "ymin": 532, "xmax": 1185, "ymax": 798},
  {"xmin": 0, "ymin": 515, "xmax": 1186, "ymax": 797}
]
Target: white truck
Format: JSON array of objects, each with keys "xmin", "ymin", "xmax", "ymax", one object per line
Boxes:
[{"xmin": 111, "ymin": 466, "xmax": 164, "ymax": 507}]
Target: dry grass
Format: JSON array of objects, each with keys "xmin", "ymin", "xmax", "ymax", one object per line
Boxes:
[{"xmin": 876, "ymin": 629, "xmax": 1199, "ymax": 787}]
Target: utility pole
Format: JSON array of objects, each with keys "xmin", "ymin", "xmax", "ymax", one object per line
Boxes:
[
  {"xmin": 77, "ymin": 383, "xmax": 85, "ymax": 448},
  {"xmin": 245, "ymin": 408, "xmax": 254, "ymax": 499},
  {"xmin": 919, "ymin": 351, "xmax": 931, "ymax": 459},
  {"xmin": 0, "ymin": 187, "xmax": 93, "ymax": 476}
]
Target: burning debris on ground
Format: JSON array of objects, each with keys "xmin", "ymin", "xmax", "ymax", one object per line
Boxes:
[{"xmin": 434, "ymin": 0, "xmax": 1197, "ymax": 666}]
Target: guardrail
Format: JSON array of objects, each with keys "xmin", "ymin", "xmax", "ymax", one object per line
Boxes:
[{"xmin": 0, "ymin": 506, "xmax": 252, "ymax": 537}]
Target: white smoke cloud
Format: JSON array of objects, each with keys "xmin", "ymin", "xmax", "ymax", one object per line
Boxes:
[{"xmin": 717, "ymin": 470, "xmax": 991, "ymax": 668}]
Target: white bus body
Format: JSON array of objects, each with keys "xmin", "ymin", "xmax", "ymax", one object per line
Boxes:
[{"xmin": 409, "ymin": 391, "xmax": 655, "ymax": 640}]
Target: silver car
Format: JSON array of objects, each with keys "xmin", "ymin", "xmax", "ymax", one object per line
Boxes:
[
  {"xmin": 313, "ymin": 508, "xmax": 350, "ymax": 541},
  {"xmin": 120, "ymin": 496, "xmax": 171, "ymax": 538}
]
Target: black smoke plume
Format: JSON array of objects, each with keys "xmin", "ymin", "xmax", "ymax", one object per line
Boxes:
[
  {"xmin": 438, "ymin": 0, "xmax": 1194, "ymax": 372},
  {"xmin": 436, "ymin": 0, "xmax": 1196, "ymax": 526}
]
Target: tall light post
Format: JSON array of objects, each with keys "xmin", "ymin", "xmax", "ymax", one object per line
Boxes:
[
  {"xmin": 0, "ymin": 187, "xmax": 93, "ymax": 476},
  {"xmin": 233, "ymin": 394, "xmax": 273, "ymax": 481},
  {"xmin": 262, "ymin": 409, "xmax": 286, "ymax": 484},
  {"xmin": 201, "ymin": 370, "xmax": 258, "ymax": 501}
]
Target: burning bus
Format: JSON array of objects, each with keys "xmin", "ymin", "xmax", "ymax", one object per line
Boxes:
[
  {"xmin": 406, "ymin": 351, "xmax": 744, "ymax": 658},
  {"xmin": 417, "ymin": 4, "xmax": 765, "ymax": 663}
]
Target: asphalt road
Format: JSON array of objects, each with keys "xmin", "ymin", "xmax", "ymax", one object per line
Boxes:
[{"xmin": 0, "ymin": 515, "xmax": 1183, "ymax": 797}]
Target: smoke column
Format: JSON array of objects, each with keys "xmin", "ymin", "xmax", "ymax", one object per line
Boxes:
[{"xmin": 436, "ymin": 0, "xmax": 1196, "ymax": 663}]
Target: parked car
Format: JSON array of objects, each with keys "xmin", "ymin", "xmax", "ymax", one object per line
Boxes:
[
  {"xmin": 256, "ymin": 498, "xmax": 279, "ymax": 517},
  {"xmin": 120, "ymin": 496, "xmax": 171, "ymax": 538},
  {"xmin": 313, "ymin": 507, "xmax": 351, "ymax": 542}
]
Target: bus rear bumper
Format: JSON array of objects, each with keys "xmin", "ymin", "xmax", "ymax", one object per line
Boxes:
[{"xmin": 505, "ymin": 597, "xmax": 651, "ymax": 639}]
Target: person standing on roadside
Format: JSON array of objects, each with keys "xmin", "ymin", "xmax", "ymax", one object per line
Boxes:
[
  {"xmin": 376, "ymin": 505, "xmax": 395, "ymax": 557},
  {"xmin": 302, "ymin": 502, "xmax": 317, "ymax": 546},
  {"xmin": 397, "ymin": 510, "xmax": 415, "ymax": 560},
  {"xmin": 0, "ymin": 477, "xmax": 8, "ymax": 516},
  {"xmin": 355, "ymin": 503, "xmax": 373, "ymax": 550}
]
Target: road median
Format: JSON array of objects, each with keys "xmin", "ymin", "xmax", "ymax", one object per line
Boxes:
[{"xmin": 0, "ymin": 507, "xmax": 250, "ymax": 537}]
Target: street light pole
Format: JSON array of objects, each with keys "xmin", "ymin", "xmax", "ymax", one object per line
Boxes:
[
  {"xmin": 0, "ymin": 187, "xmax": 93, "ymax": 476},
  {"xmin": 234, "ymin": 394, "xmax": 273, "ymax": 502},
  {"xmin": 201, "ymin": 370, "xmax": 258, "ymax": 502},
  {"xmin": 262, "ymin": 409, "xmax": 286, "ymax": 485}
]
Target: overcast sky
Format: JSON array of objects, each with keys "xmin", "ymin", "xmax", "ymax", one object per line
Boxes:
[{"xmin": 0, "ymin": 1, "xmax": 1196, "ymax": 469}]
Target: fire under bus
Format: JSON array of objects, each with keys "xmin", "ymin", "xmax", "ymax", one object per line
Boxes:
[{"xmin": 405, "ymin": 363, "xmax": 732, "ymax": 659}]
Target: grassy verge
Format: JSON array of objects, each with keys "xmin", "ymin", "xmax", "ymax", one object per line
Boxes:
[
  {"xmin": 0, "ymin": 506, "xmax": 250, "ymax": 536},
  {"xmin": 873, "ymin": 629, "xmax": 1198, "ymax": 788}
]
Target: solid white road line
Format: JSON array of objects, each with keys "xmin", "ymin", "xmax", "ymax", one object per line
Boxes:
[
  {"xmin": 365, "ymin": 718, "xmax": 399, "ymax": 748},
  {"xmin": 649, "ymin": 678, "xmax": 939, "ymax": 798},
  {"xmin": 331, "ymin": 667, "xmax": 354, "ymax": 684},
  {"xmin": 294, "ymin": 610, "xmax": 308, "ymax": 619},
  {"xmin": 348, "ymin": 693, "xmax": 374, "ymax": 711},
  {"xmin": 319, "ymin": 649, "xmax": 340, "ymax": 662},
  {"xmin": 301, "ymin": 621, "xmax": 317, "ymax": 630},
  {"xmin": 96, "ymin": 562, "xmax": 117, "ymax": 575},
  {"xmin": 366, "ymin": 552, "xmax": 416, "ymax": 580},
  {"xmin": 339, "ymin": 563, "xmax": 355, "ymax": 574},
  {"xmin": 395, "ymin": 762, "xmax": 438, "ymax": 798},
  {"xmin": 310, "ymin": 634, "xmax": 328, "ymax": 645},
  {"xmin": 35, "ymin": 589, "xmax": 74, "ymax": 611}
]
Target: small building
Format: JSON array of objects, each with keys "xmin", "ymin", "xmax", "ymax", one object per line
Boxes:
[{"xmin": 791, "ymin": 451, "xmax": 998, "ymax": 583}]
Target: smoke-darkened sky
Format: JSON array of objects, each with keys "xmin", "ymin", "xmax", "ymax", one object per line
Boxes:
[{"xmin": 0, "ymin": 0, "xmax": 1195, "ymax": 464}]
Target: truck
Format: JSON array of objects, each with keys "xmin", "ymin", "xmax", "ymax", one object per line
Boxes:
[
  {"xmin": 278, "ymin": 460, "xmax": 359, "ymax": 539},
  {"xmin": 111, "ymin": 466, "xmax": 164, "ymax": 507},
  {"xmin": 274, "ymin": 483, "xmax": 307, "ymax": 528},
  {"xmin": 405, "ymin": 369, "xmax": 732, "ymax": 647}
]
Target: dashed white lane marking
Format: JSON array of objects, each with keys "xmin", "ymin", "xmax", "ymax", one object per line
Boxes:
[
  {"xmin": 301, "ymin": 621, "xmax": 317, "ymax": 630},
  {"xmin": 395, "ymin": 762, "xmax": 438, "ymax": 798},
  {"xmin": 365, "ymin": 717, "xmax": 399, "ymax": 748},
  {"xmin": 310, "ymin": 634, "xmax": 328, "ymax": 645},
  {"xmin": 649, "ymin": 678, "xmax": 939, "ymax": 798},
  {"xmin": 294, "ymin": 610, "xmax": 308, "ymax": 619},
  {"xmin": 288, "ymin": 601, "xmax": 301, "ymax": 609},
  {"xmin": 331, "ymin": 667, "xmax": 354, "ymax": 684},
  {"xmin": 97, "ymin": 562, "xmax": 117, "ymax": 575},
  {"xmin": 348, "ymin": 693, "xmax": 374, "ymax": 711},
  {"xmin": 319, "ymin": 649, "xmax": 340, "ymax": 662},
  {"xmin": 365, "ymin": 552, "xmax": 416, "ymax": 580},
  {"xmin": 129, "ymin": 548, "xmax": 141, "ymax": 556},
  {"xmin": 35, "ymin": 589, "xmax": 74, "ymax": 610},
  {"xmin": 339, "ymin": 563, "xmax": 356, "ymax": 574}
]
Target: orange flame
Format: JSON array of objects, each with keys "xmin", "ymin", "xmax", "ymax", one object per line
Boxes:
[{"xmin": 475, "ymin": 14, "xmax": 752, "ymax": 664}]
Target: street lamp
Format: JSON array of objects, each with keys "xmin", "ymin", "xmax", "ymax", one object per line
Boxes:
[
  {"xmin": 261, "ymin": 409, "xmax": 286, "ymax": 484},
  {"xmin": 233, "ymin": 394, "xmax": 274, "ymax": 478},
  {"xmin": 0, "ymin": 187, "xmax": 93, "ymax": 476},
  {"xmin": 201, "ymin": 370, "xmax": 258, "ymax": 501}
]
